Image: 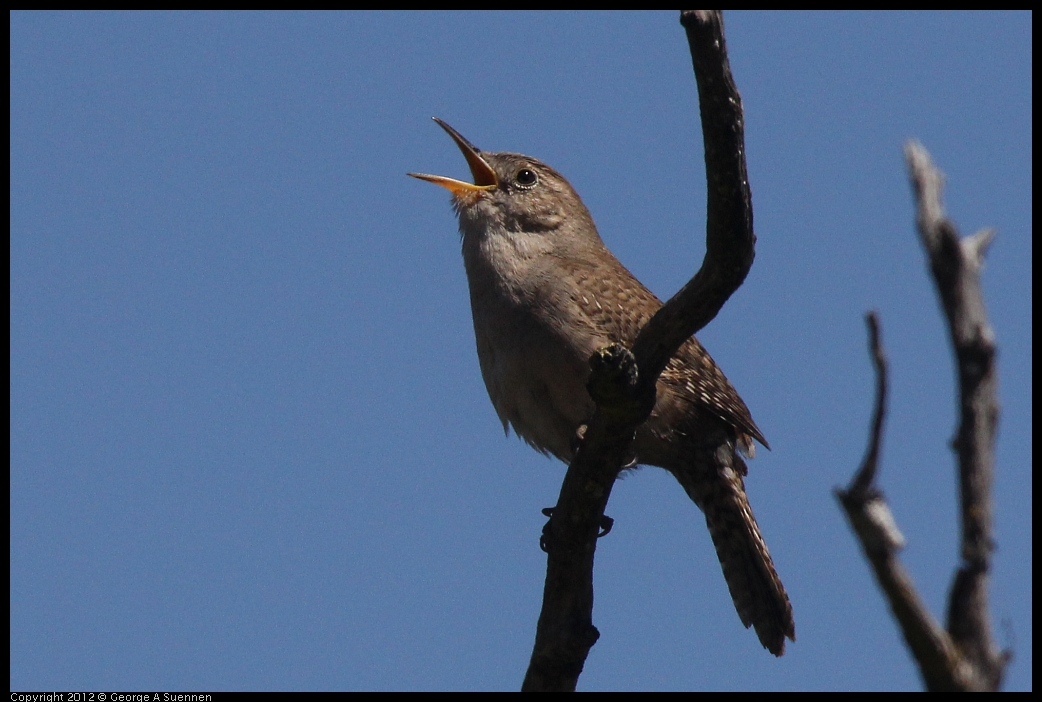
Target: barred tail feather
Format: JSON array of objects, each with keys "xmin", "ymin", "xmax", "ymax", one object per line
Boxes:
[
  {"xmin": 673, "ymin": 444, "xmax": 795, "ymax": 656},
  {"xmin": 702, "ymin": 465, "xmax": 795, "ymax": 655}
]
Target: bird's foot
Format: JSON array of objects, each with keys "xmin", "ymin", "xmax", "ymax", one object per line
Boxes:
[
  {"xmin": 539, "ymin": 507, "xmax": 613, "ymax": 553},
  {"xmin": 586, "ymin": 343, "xmax": 655, "ymax": 424}
]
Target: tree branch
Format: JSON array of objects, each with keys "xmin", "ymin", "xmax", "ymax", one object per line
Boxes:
[
  {"xmin": 906, "ymin": 142, "xmax": 1008, "ymax": 689},
  {"xmin": 523, "ymin": 10, "xmax": 757, "ymax": 691},
  {"xmin": 837, "ymin": 143, "xmax": 1009, "ymax": 691},
  {"xmin": 837, "ymin": 314, "xmax": 966, "ymax": 690},
  {"xmin": 631, "ymin": 9, "xmax": 757, "ymax": 379}
]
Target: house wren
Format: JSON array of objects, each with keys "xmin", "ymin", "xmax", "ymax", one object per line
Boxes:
[{"xmin": 409, "ymin": 118, "xmax": 795, "ymax": 656}]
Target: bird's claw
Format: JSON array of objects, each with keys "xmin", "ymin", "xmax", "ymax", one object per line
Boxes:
[{"xmin": 539, "ymin": 507, "xmax": 613, "ymax": 552}]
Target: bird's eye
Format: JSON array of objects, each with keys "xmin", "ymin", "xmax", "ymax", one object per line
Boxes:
[{"xmin": 515, "ymin": 168, "xmax": 538, "ymax": 187}]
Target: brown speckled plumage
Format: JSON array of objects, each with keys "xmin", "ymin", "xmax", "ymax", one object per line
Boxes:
[{"xmin": 410, "ymin": 120, "xmax": 794, "ymax": 655}]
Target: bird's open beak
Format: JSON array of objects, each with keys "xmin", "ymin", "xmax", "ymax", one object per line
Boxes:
[{"xmin": 408, "ymin": 118, "xmax": 499, "ymax": 194}]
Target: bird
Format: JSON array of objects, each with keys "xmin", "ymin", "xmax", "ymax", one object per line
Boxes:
[{"xmin": 409, "ymin": 118, "xmax": 795, "ymax": 656}]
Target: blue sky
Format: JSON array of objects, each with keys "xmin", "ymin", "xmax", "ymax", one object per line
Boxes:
[{"xmin": 10, "ymin": 11, "xmax": 1031, "ymax": 692}]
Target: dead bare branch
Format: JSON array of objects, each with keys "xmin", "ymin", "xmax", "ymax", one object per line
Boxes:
[{"xmin": 837, "ymin": 143, "xmax": 1009, "ymax": 691}]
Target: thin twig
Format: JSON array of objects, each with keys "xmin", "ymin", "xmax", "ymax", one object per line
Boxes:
[{"xmin": 837, "ymin": 314, "xmax": 964, "ymax": 690}]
